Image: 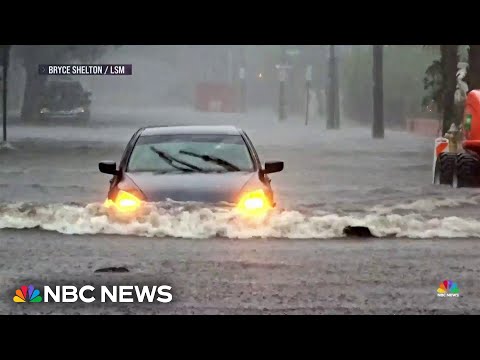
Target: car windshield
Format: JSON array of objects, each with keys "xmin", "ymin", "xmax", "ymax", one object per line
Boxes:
[
  {"xmin": 127, "ymin": 134, "xmax": 255, "ymax": 173},
  {"xmin": 44, "ymin": 81, "xmax": 85, "ymax": 109}
]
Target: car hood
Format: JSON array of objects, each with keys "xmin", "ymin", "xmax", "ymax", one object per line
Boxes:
[{"xmin": 124, "ymin": 171, "xmax": 257, "ymax": 203}]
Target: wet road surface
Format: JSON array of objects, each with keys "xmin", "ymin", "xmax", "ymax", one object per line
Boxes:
[{"xmin": 1, "ymin": 107, "xmax": 479, "ymax": 314}]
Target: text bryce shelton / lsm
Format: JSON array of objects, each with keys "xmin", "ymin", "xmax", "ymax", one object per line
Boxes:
[
  {"xmin": 47, "ymin": 65, "xmax": 129, "ymax": 75},
  {"xmin": 43, "ymin": 285, "xmax": 173, "ymax": 303}
]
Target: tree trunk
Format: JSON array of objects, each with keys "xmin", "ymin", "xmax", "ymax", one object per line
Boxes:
[
  {"xmin": 372, "ymin": 45, "xmax": 384, "ymax": 138},
  {"xmin": 440, "ymin": 45, "xmax": 458, "ymax": 135},
  {"xmin": 21, "ymin": 61, "xmax": 47, "ymax": 123},
  {"xmin": 466, "ymin": 45, "xmax": 480, "ymax": 91}
]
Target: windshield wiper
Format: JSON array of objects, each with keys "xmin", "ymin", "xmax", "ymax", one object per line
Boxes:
[
  {"xmin": 150, "ymin": 147, "xmax": 205, "ymax": 172},
  {"xmin": 179, "ymin": 150, "xmax": 241, "ymax": 172}
]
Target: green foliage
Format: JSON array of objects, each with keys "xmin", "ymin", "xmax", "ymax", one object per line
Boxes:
[
  {"xmin": 422, "ymin": 59, "xmax": 442, "ymax": 111},
  {"xmin": 340, "ymin": 45, "xmax": 438, "ymax": 125},
  {"xmin": 422, "ymin": 45, "xmax": 467, "ymax": 116}
]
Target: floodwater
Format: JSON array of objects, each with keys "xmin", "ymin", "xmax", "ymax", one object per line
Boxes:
[{"xmin": 1, "ymin": 107, "xmax": 479, "ymax": 314}]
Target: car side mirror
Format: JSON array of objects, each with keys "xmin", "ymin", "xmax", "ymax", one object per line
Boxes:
[
  {"xmin": 264, "ymin": 161, "xmax": 284, "ymax": 174},
  {"xmin": 99, "ymin": 161, "xmax": 118, "ymax": 175}
]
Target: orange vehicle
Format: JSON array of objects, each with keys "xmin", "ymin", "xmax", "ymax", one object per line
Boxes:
[{"xmin": 433, "ymin": 90, "xmax": 480, "ymax": 187}]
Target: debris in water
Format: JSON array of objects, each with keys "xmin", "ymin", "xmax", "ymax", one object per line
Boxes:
[
  {"xmin": 94, "ymin": 266, "xmax": 129, "ymax": 273},
  {"xmin": 343, "ymin": 226, "xmax": 375, "ymax": 238},
  {"xmin": 0, "ymin": 142, "xmax": 15, "ymax": 151}
]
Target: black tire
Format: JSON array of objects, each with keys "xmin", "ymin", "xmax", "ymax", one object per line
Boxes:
[
  {"xmin": 455, "ymin": 153, "xmax": 480, "ymax": 188},
  {"xmin": 435, "ymin": 153, "xmax": 456, "ymax": 185},
  {"xmin": 77, "ymin": 110, "xmax": 90, "ymax": 126}
]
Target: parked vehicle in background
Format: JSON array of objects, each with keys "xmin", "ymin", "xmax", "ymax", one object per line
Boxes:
[{"xmin": 37, "ymin": 79, "xmax": 91, "ymax": 124}]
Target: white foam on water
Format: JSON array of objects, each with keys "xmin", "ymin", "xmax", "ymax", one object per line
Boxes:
[
  {"xmin": 371, "ymin": 195, "xmax": 480, "ymax": 214},
  {"xmin": 1, "ymin": 201, "xmax": 480, "ymax": 239}
]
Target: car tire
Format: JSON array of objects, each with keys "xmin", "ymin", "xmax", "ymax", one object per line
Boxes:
[
  {"xmin": 78, "ymin": 111, "xmax": 90, "ymax": 126},
  {"xmin": 454, "ymin": 153, "xmax": 480, "ymax": 188}
]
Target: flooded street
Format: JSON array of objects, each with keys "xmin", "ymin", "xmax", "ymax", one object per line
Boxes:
[{"xmin": 1, "ymin": 108, "xmax": 480, "ymax": 314}]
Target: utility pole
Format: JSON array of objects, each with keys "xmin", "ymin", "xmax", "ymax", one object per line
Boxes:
[
  {"xmin": 239, "ymin": 46, "xmax": 247, "ymax": 113},
  {"xmin": 333, "ymin": 47, "xmax": 340, "ymax": 129},
  {"xmin": 226, "ymin": 47, "xmax": 232, "ymax": 84},
  {"xmin": 278, "ymin": 45, "xmax": 287, "ymax": 121},
  {"xmin": 1, "ymin": 45, "xmax": 10, "ymax": 144},
  {"xmin": 327, "ymin": 45, "xmax": 339, "ymax": 129},
  {"xmin": 372, "ymin": 45, "xmax": 385, "ymax": 138},
  {"xmin": 305, "ymin": 65, "xmax": 312, "ymax": 125}
]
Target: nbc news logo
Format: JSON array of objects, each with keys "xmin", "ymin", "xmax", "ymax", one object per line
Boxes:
[
  {"xmin": 13, "ymin": 284, "xmax": 173, "ymax": 303},
  {"xmin": 13, "ymin": 285, "xmax": 42, "ymax": 303}
]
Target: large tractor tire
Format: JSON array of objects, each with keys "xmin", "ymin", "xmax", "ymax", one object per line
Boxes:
[
  {"xmin": 453, "ymin": 153, "xmax": 480, "ymax": 188},
  {"xmin": 434, "ymin": 153, "xmax": 456, "ymax": 185}
]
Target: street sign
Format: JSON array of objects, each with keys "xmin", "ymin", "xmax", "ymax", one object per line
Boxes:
[
  {"xmin": 306, "ymin": 65, "xmax": 312, "ymax": 82},
  {"xmin": 286, "ymin": 48, "xmax": 300, "ymax": 57},
  {"xmin": 239, "ymin": 67, "xmax": 245, "ymax": 80}
]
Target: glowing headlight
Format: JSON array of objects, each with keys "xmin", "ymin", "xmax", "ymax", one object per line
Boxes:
[
  {"xmin": 40, "ymin": 108, "xmax": 49, "ymax": 114},
  {"xmin": 104, "ymin": 190, "xmax": 143, "ymax": 213},
  {"xmin": 236, "ymin": 189, "xmax": 272, "ymax": 215},
  {"xmin": 77, "ymin": 107, "xmax": 85, "ymax": 113}
]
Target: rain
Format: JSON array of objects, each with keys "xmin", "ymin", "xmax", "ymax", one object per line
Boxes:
[{"xmin": 0, "ymin": 45, "xmax": 479, "ymax": 314}]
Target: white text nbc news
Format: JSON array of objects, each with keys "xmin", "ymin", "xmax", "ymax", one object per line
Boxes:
[{"xmin": 43, "ymin": 285, "xmax": 173, "ymax": 303}]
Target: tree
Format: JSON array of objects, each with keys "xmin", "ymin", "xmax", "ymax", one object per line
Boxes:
[
  {"xmin": 423, "ymin": 45, "xmax": 460, "ymax": 134},
  {"xmin": 422, "ymin": 58, "xmax": 442, "ymax": 112},
  {"xmin": 13, "ymin": 45, "xmax": 119, "ymax": 122},
  {"xmin": 466, "ymin": 45, "xmax": 480, "ymax": 91},
  {"xmin": 440, "ymin": 45, "xmax": 459, "ymax": 134}
]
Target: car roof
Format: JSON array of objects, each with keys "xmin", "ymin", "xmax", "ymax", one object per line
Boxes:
[{"xmin": 140, "ymin": 125, "xmax": 244, "ymax": 136}]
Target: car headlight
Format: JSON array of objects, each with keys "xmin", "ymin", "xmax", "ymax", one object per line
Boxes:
[
  {"xmin": 104, "ymin": 190, "xmax": 143, "ymax": 213},
  {"xmin": 40, "ymin": 108, "xmax": 49, "ymax": 114},
  {"xmin": 236, "ymin": 189, "xmax": 272, "ymax": 216},
  {"xmin": 77, "ymin": 107, "xmax": 85, "ymax": 113}
]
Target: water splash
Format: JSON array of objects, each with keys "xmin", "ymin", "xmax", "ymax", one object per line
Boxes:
[{"xmin": 1, "ymin": 199, "xmax": 480, "ymax": 239}]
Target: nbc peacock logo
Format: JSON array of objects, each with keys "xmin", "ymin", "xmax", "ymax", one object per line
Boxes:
[
  {"xmin": 437, "ymin": 280, "xmax": 460, "ymax": 297},
  {"xmin": 13, "ymin": 285, "xmax": 43, "ymax": 303}
]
